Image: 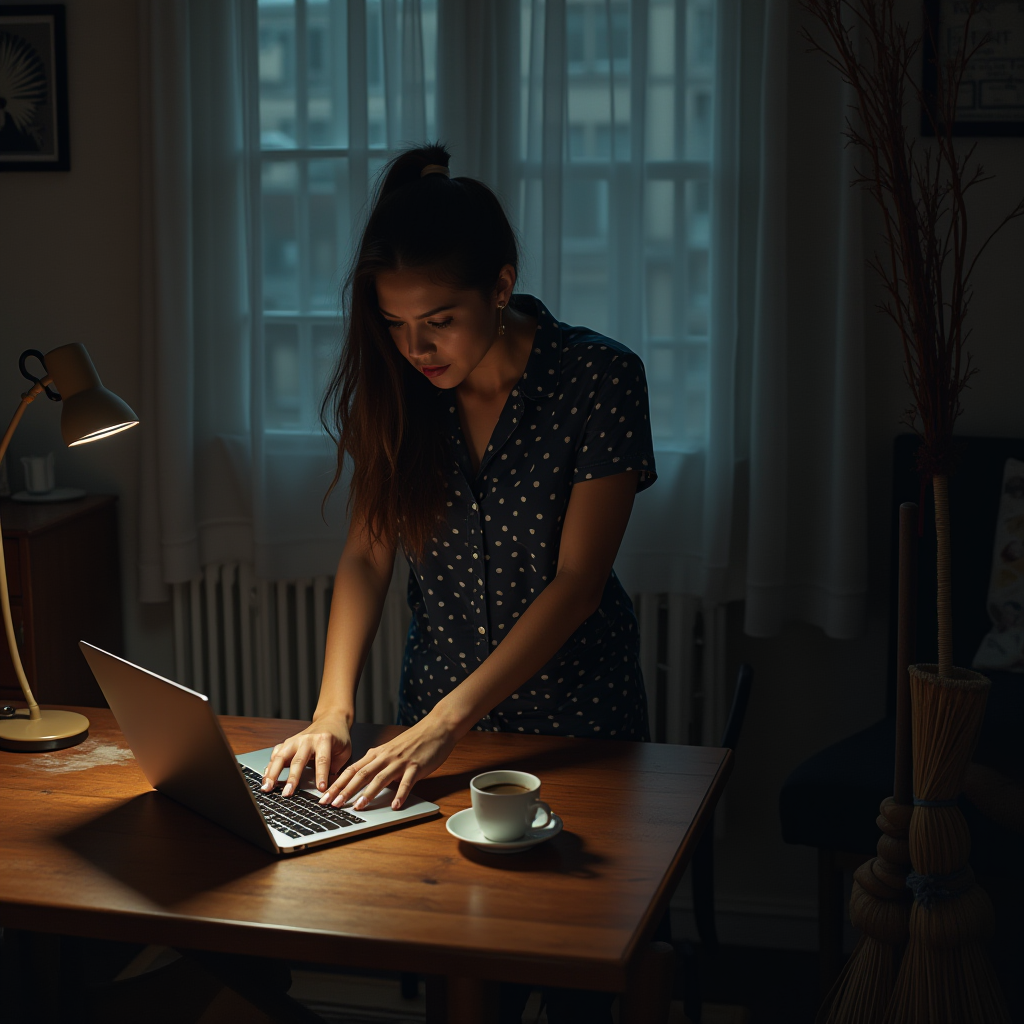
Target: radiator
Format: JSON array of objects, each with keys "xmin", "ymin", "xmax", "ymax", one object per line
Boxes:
[{"xmin": 172, "ymin": 565, "xmax": 725, "ymax": 745}]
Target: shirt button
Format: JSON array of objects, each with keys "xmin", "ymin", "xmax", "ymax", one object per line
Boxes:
[
  {"xmin": 477, "ymin": 626, "xmax": 486, "ymax": 635},
  {"xmin": 472, "ymin": 503, "xmax": 478, "ymax": 511}
]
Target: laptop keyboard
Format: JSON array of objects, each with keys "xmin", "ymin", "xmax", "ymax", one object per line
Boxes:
[{"xmin": 240, "ymin": 765, "xmax": 365, "ymax": 839}]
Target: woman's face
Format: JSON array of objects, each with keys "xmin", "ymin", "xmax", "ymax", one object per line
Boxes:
[{"xmin": 376, "ymin": 268, "xmax": 506, "ymax": 389}]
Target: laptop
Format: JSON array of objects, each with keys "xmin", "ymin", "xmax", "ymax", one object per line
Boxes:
[{"xmin": 79, "ymin": 642, "xmax": 439, "ymax": 855}]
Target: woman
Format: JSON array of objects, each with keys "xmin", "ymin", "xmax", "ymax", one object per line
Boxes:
[{"xmin": 262, "ymin": 143, "xmax": 656, "ymax": 815}]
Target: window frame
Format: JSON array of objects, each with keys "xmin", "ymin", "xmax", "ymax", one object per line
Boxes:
[{"xmin": 257, "ymin": 0, "xmax": 714, "ymax": 450}]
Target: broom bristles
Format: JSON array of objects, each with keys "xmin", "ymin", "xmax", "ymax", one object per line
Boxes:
[
  {"xmin": 818, "ymin": 933, "xmax": 904, "ymax": 1024},
  {"xmin": 817, "ymin": 798, "xmax": 913, "ymax": 1024},
  {"xmin": 885, "ymin": 936, "xmax": 1008, "ymax": 1024},
  {"xmin": 882, "ymin": 665, "xmax": 1010, "ymax": 1024}
]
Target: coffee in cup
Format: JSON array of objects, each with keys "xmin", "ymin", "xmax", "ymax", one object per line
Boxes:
[{"xmin": 470, "ymin": 770, "xmax": 551, "ymax": 842}]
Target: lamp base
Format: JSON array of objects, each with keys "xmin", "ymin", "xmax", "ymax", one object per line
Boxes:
[{"xmin": 0, "ymin": 709, "xmax": 90, "ymax": 752}]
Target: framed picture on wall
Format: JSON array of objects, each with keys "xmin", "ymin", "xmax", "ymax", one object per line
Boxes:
[
  {"xmin": 923, "ymin": 0, "xmax": 1024, "ymax": 136},
  {"xmin": 0, "ymin": 4, "xmax": 70, "ymax": 171}
]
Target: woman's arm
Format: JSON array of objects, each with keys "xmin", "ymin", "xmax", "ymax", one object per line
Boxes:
[
  {"xmin": 262, "ymin": 515, "xmax": 396, "ymax": 796},
  {"xmin": 321, "ymin": 470, "xmax": 640, "ymax": 810}
]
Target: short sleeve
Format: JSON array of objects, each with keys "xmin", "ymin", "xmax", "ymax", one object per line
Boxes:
[{"xmin": 572, "ymin": 351, "xmax": 657, "ymax": 492}]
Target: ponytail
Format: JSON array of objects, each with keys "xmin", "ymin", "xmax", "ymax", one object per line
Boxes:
[{"xmin": 321, "ymin": 143, "xmax": 520, "ymax": 558}]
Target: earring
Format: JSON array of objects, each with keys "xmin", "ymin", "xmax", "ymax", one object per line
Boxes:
[{"xmin": 497, "ymin": 302, "xmax": 506, "ymax": 337}]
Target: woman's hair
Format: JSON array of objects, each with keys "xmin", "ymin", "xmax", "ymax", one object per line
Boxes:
[{"xmin": 321, "ymin": 143, "xmax": 519, "ymax": 558}]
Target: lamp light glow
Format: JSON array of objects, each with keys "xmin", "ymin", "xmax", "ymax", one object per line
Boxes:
[{"xmin": 69, "ymin": 421, "xmax": 139, "ymax": 446}]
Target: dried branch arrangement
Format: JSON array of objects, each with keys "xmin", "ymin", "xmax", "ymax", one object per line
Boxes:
[{"xmin": 803, "ymin": 0, "xmax": 1024, "ymax": 676}]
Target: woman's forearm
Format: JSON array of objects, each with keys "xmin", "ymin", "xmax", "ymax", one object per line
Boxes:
[
  {"xmin": 431, "ymin": 567, "xmax": 604, "ymax": 735},
  {"xmin": 315, "ymin": 544, "xmax": 396, "ymax": 725}
]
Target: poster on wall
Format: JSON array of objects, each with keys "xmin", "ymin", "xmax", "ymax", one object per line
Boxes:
[
  {"xmin": 923, "ymin": 0, "xmax": 1024, "ymax": 136},
  {"xmin": 0, "ymin": 4, "xmax": 69, "ymax": 171}
]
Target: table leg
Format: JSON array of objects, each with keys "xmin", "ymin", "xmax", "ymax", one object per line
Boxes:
[
  {"xmin": 182, "ymin": 949, "xmax": 325, "ymax": 1024},
  {"xmin": 427, "ymin": 973, "xmax": 498, "ymax": 1024},
  {"xmin": 1, "ymin": 930, "xmax": 65, "ymax": 1024},
  {"xmin": 620, "ymin": 940, "xmax": 674, "ymax": 1024},
  {"xmin": 818, "ymin": 848, "xmax": 844, "ymax": 998},
  {"xmin": 425, "ymin": 975, "xmax": 447, "ymax": 1024}
]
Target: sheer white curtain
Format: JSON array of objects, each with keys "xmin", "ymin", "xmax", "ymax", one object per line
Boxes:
[
  {"xmin": 436, "ymin": 0, "xmax": 736, "ymax": 600},
  {"xmin": 139, "ymin": 0, "xmax": 867, "ymax": 639},
  {"xmin": 741, "ymin": 0, "xmax": 867, "ymax": 638},
  {"xmin": 437, "ymin": 0, "xmax": 867, "ymax": 632},
  {"xmin": 138, "ymin": 0, "xmax": 262, "ymax": 601},
  {"xmin": 138, "ymin": 0, "xmax": 433, "ymax": 598}
]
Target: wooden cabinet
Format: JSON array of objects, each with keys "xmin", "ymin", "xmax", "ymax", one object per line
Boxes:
[{"xmin": 0, "ymin": 495, "xmax": 122, "ymax": 708}]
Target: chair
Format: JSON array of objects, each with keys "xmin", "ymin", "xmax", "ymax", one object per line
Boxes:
[
  {"xmin": 675, "ymin": 663, "xmax": 754, "ymax": 1024},
  {"xmin": 692, "ymin": 663, "xmax": 754, "ymax": 954},
  {"xmin": 778, "ymin": 434, "xmax": 1024, "ymax": 996}
]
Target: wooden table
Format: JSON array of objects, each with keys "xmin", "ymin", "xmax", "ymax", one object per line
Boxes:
[{"xmin": 0, "ymin": 708, "xmax": 732, "ymax": 1022}]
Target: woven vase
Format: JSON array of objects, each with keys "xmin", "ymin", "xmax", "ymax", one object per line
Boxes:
[{"xmin": 883, "ymin": 664, "xmax": 1009, "ymax": 1024}]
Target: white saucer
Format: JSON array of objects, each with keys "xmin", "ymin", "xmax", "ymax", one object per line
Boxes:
[
  {"xmin": 445, "ymin": 806, "xmax": 563, "ymax": 854},
  {"xmin": 11, "ymin": 488, "xmax": 87, "ymax": 503}
]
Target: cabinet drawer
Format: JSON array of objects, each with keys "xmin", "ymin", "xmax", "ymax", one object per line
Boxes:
[{"xmin": 0, "ymin": 601, "xmax": 26, "ymax": 698}]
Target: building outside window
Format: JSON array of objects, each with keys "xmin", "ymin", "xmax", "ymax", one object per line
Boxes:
[{"xmin": 257, "ymin": 0, "xmax": 713, "ymax": 452}]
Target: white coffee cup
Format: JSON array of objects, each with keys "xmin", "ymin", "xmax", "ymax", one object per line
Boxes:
[
  {"xmin": 470, "ymin": 770, "xmax": 552, "ymax": 843},
  {"xmin": 21, "ymin": 454, "xmax": 55, "ymax": 495}
]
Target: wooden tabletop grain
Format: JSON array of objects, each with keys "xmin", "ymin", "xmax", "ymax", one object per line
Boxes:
[{"xmin": 0, "ymin": 708, "xmax": 732, "ymax": 992}]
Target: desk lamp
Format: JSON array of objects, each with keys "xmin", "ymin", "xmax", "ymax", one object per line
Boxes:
[{"xmin": 0, "ymin": 344, "xmax": 139, "ymax": 752}]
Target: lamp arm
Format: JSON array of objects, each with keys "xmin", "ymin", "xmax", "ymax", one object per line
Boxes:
[{"xmin": 0, "ymin": 378, "xmax": 54, "ymax": 721}]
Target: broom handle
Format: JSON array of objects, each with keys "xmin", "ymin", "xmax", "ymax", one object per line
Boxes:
[{"xmin": 894, "ymin": 501, "xmax": 918, "ymax": 806}]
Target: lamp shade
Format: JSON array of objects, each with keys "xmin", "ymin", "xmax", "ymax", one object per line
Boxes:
[{"xmin": 43, "ymin": 343, "xmax": 139, "ymax": 447}]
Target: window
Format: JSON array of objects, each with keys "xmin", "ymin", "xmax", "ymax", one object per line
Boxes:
[
  {"xmin": 257, "ymin": 0, "xmax": 714, "ymax": 450},
  {"xmin": 553, "ymin": 0, "xmax": 713, "ymax": 447},
  {"xmin": 257, "ymin": 0, "xmax": 438, "ymax": 431}
]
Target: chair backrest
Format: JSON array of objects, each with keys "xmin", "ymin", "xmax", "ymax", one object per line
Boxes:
[
  {"xmin": 720, "ymin": 664, "xmax": 753, "ymax": 750},
  {"xmin": 886, "ymin": 434, "xmax": 1024, "ymax": 716}
]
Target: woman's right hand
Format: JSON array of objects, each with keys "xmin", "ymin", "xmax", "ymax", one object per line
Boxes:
[{"xmin": 261, "ymin": 709, "xmax": 353, "ymax": 797}]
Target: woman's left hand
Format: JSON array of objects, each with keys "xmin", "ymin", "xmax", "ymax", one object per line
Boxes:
[{"xmin": 319, "ymin": 712, "xmax": 461, "ymax": 811}]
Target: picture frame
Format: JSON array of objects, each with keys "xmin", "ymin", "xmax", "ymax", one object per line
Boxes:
[
  {"xmin": 922, "ymin": 0, "xmax": 1024, "ymax": 137},
  {"xmin": 0, "ymin": 4, "xmax": 69, "ymax": 170}
]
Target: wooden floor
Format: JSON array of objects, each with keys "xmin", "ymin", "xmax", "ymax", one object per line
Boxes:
[{"xmin": 4, "ymin": 921, "xmax": 1017, "ymax": 1022}]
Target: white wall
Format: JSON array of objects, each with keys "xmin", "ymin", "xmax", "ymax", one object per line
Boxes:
[{"xmin": 0, "ymin": 0, "xmax": 174, "ymax": 673}]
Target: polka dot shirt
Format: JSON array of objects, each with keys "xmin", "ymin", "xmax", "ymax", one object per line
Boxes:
[{"xmin": 398, "ymin": 295, "xmax": 658, "ymax": 740}]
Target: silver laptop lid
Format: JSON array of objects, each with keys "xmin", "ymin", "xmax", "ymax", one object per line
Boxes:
[{"xmin": 79, "ymin": 642, "xmax": 275, "ymax": 853}]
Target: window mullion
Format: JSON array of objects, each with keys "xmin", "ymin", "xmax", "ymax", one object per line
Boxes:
[
  {"xmin": 297, "ymin": 160, "xmax": 312, "ymax": 316},
  {"xmin": 673, "ymin": 0, "xmax": 691, "ymax": 444},
  {"xmin": 294, "ymin": 0, "xmax": 313, "ymax": 328},
  {"xmin": 299, "ymin": 319, "xmax": 314, "ymax": 429},
  {"xmin": 296, "ymin": 0, "xmax": 309, "ymax": 147},
  {"xmin": 262, "ymin": 146, "xmax": 350, "ymax": 161},
  {"xmin": 348, "ymin": 1, "xmax": 369, "ymax": 214},
  {"xmin": 675, "ymin": 0, "xmax": 688, "ymax": 163}
]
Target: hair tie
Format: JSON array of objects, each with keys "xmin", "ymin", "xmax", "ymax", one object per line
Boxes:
[{"xmin": 420, "ymin": 164, "xmax": 450, "ymax": 178}]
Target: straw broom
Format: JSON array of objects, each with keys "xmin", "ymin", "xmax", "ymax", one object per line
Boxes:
[
  {"xmin": 882, "ymin": 665, "xmax": 1007, "ymax": 1024},
  {"xmin": 815, "ymin": 501, "xmax": 918, "ymax": 1024},
  {"xmin": 816, "ymin": 797, "xmax": 912, "ymax": 1024},
  {"xmin": 802, "ymin": 1, "xmax": 1022, "ymax": 1020}
]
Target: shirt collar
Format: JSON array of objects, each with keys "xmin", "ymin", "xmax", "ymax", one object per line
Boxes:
[{"xmin": 513, "ymin": 294, "xmax": 562, "ymax": 399}]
